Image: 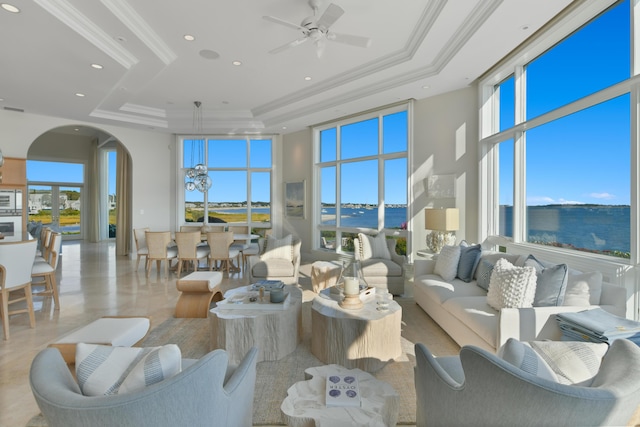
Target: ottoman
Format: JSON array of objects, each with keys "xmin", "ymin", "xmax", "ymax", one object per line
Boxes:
[{"xmin": 175, "ymin": 271, "xmax": 223, "ymax": 318}]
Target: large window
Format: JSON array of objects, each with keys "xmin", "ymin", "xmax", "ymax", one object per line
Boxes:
[
  {"xmin": 483, "ymin": 0, "xmax": 633, "ymax": 259},
  {"xmin": 315, "ymin": 105, "xmax": 409, "ymax": 254},
  {"xmin": 180, "ymin": 137, "xmax": 272, "ymax": 228}
]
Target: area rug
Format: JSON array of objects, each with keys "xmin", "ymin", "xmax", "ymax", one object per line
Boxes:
[{"xmin": 27, "ymin": 296, "xmax": 459, "ymax": 426}]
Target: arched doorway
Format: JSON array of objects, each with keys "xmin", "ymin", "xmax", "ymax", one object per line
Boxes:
[{"xmin": 27, "ymin": 125, "xmax": 133, "ymax": 254}]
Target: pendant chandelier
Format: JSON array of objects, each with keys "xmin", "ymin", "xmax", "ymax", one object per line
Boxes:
[{"xmin": 185, "ymin": 101, "xmax": 212, "ymax": 193}]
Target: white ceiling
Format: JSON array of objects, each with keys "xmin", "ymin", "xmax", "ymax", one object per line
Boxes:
[{"xmin": 0, "ymin": 0, "xmax": 573, "ymax": 136}]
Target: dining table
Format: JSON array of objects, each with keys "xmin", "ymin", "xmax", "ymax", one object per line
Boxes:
[{"xmin": 0, "ymin": 231, "xmax": 35, "ymax": 243}]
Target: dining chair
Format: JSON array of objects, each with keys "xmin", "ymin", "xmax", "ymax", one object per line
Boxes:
[
  {"xmin": 1, "ymin": 239, "xmax": 38, "ymax": 340},
  {"xmin": 31, "ymin": 231, "xmax": 62, "ymax": 310},
  {"xmin": 174, "ymin": 231, "xmax": 210, "ymax": 276},
  {"xmin": 145, "ymin": 231, "xmax": 178, "ymax": 278},
  {"xmin": 133, "ymin": 227, "xmax": 149, "ymax": 271},
  {"xmin": 35, "ymin": 227, "xmax": 53, "ymax": 262},
  {"xmin": 206, "ymin": 231, "xmax": 240, "ymax": 275},
  {"xmin": 227, "ymin": 226, "xmax": 250, "ymax": 271}
]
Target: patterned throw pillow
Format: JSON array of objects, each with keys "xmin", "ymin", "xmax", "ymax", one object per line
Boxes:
[
  {"xmin": 358, "ymin": 232, "xmax": 391, "ymax": 260},
  {"xmin": 498, "ymin": 338, "xmax": 557, "ymax": 382},
  {"xmin": 75, "ymin": 343, "xmax": 182, "ymax": 396},
  {"xmin": 486, "ymin": 258, "xmax": 537, "ymax": 309},
  {"xmin": 475, "ymin": 259, "xmax": 494, "ymax": 291},
  {"xmin": 262, "ymin": 234, "xmax": 293, "ymax": 261},
  {"xmin": 434, "ymin": 245, "xmax": 461, "ymax": 282}
]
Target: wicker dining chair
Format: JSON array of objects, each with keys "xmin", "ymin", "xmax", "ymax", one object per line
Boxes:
[
  {"xmin": 174, "ymin": 231, "xmax": 210, "ymax": 276},
  {"xmin": 31, "ymin": 231, "xmax": 62, "ymax": 310},
  {"xmin": 145, "ymin": 231, "xmax": 178, "ymax": 278},
  {"xmin": 206, "ymin": 231, "xmax": 240, "ymax": 274}
]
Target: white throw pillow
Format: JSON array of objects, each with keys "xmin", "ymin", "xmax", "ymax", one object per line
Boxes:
[
  {"xmin": 261, "ymin": 234, "xmax": 293, "ymax": 261},
  {"xmin": 486, "ymin": 258, "xmax": 537, "ymax": 309},
  {"xmin": 75, "ymin": 343, "xmax": 182, "ymax": 396},
  {"xmin": 529, "ymin": 340, "xmax": 608, "ymax": 386},
  {"xmin": 562, "ymin": 271, "xmax": 603, "ymax": 306},
  {"xmin": 434, "ymin": 245, "xmax": 461, "ymax": 281},
  {"xmin": 358, "ymin": 233, "xmax": 391, "ymax": 260}
]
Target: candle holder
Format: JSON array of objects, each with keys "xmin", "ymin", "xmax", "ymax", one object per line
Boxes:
[{"xmin": 337, "ymin": 259, "xmax": 367, "ymax": 310}]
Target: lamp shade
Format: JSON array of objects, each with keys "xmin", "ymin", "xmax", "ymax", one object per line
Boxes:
[{"xmin": 425, "ymin": 208, "xmax": 459, "ymax": 231}]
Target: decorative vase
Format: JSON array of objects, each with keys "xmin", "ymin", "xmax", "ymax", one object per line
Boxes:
[{"xmin": 337, "ymin": 259, "xmax": 367, "ymax": 310}]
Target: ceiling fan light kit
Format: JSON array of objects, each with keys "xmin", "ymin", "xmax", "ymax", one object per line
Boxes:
[{"xmin": 263, "ymin": 0, "xmax": 371, "ymax": 58}]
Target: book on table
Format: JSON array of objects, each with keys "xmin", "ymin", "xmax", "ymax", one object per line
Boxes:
[
  {"xmin": 251, "ymin": 280, "xmax": 285, "ymax": 291},
  {"xmin": 325, "ymin": 373, "xmax": 361, "ymax": 408}
]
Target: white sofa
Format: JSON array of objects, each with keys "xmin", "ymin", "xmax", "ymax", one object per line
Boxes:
[{"xmin": 413, "ymin": 252, "xmax": 627, "ymax": 353}]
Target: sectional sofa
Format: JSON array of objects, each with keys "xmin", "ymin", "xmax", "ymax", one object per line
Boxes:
[{"xmin": 413, "ymin": 248, "xmax": 627, "ymax": 353}]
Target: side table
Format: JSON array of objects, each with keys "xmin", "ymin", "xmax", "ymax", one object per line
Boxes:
[
  {"xmin": 281, "ymin": 364, "xmax": 399, "ymax": 427},
  {"xmin": 311, "ymin": 289, "xmax": 402, "ymax": 372},
  {"xmin": 310, "ymin": 260, "xmax": 342, "ymax": 293},
  {"xmin": 209, "ymin": 284, "xmax": 302, "ymax": 365}
]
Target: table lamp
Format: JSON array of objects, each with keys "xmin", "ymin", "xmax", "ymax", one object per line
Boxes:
[{"xmin": 425, "ymin": 208, "xmax": 459, "ymax": 253}]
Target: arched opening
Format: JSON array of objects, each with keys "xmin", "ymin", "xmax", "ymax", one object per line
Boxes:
[{"xmin": 27, "ymin": 125, "xmax": 133, "ymax": 254}]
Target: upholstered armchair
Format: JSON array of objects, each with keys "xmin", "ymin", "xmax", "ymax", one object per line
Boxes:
[
  {"xmin": 30, "ymin": 346, "xmax": 258, "ymax": 427},
  {"xmin": 248, "ymin": 235, "xmax": 301, "ymax": 285},
  {"xmin": 414, "ymin": 340, "xmax": 640, "ymax": 427},
  {"xmin": 354, "ymin": 233, "xmax": 405, "ymax": 295}
]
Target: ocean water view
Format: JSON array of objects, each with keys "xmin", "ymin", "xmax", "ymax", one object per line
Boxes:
[{"xmin": 500, "ymin": 205, "xmax": 630, "ymax": 254}]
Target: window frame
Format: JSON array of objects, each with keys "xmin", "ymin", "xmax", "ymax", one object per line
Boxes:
[{"xmin": 313, "ymin": 103, "xmax": 410, "ymax": 254}]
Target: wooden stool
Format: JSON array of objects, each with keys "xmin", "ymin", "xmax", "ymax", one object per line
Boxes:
[
  {"xmin": 49, "ymin": 316, "xmax": 151, "ymax": 364},
  {"xmin": 175, "ymin": 271, "xmax": 223, "ymax": 318},
  {"xmin": 310, "ymin": 261, "xmax": 342, "ymax": 293}
]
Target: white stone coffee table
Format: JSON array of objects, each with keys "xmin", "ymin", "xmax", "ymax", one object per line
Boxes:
[
  {"xmin": 281, "ymin": 364, "xmax": 399, "ymax": 427},
  {"xmin": 311, "ymin": 288, "xmax": 402, "ymax": 372},
  {"xmin": 209, "ymin": 284, "xmax": 302, "ymax": 365}
]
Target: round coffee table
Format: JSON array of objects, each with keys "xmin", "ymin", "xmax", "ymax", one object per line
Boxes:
[
  {"xmin": 281, "ymin": 364, "xmax": 399, "ymax": 427},
  {"xmin": 311, "ymin": 288, "xmax": 402, "ymax": 372},
  {"xmin": 209, "ymin": 284, "xmax": 302, "ymax": 365}
]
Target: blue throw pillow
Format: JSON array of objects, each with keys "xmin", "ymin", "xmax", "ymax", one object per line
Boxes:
[
  {"xmin": 524, "ymin": 255, "xmax": 568, "ymax": 306},
  {"xmin": 456, "ymin": 241, "xmax": 482, "ymax": 283}
]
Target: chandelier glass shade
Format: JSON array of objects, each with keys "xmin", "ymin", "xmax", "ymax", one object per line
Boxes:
[{"xmin": 184, "ymin": 101, "xmax": 212, "ymax": 193}]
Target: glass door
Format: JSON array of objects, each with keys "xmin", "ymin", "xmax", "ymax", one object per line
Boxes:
[{"xmin": 28, "ymin": 185, "xmax": 83, "ymax": 240}]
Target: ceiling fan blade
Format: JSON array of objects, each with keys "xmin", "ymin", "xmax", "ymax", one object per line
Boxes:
[
  {"xmin": 316, "ymin": 3, "xmax": 344, "ymax": 30},
  {"xmin": 268, "ymin": 37, "xmax": 309, "ymax": 54},
  {"xmin": 327, "ymin": 32, "xmax": 372, "ymax": 48},
  {"xmin": 263, "ymin": 15, "xmax": 305, "ymax": 32}
]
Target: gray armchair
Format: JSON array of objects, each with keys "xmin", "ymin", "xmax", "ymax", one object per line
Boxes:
[
  {"xmin": 354, "ymin": 236, "xmax": 405, "ymax": 295},
  {"xmin": 30, "ymin": 346, "xmax": 258, "ymax": 427},
  {"xmin": 414, "ymin": 339, "xmax": 640, "ymax": 427}
]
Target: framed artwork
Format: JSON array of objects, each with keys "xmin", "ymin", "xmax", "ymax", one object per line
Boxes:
[
  {"xmin": 426, "ymin": 174, "xmax": 456, "ymax": 198},
  {"xmin": 285, "ymin": 180, "xmax": 306, "ymax": 218}
]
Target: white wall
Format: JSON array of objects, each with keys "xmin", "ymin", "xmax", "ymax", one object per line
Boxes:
[{"xmin": 0, "ymin": 109, "xmax": 175, "ymax": 236}]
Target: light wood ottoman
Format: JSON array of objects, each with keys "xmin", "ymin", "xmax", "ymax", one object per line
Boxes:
[
  {"xmin": 49, "ymin": 316, "xmax": 151, "ymax": 364},
  {"xmin": 175, "ymin": 271, "xmax": 223, "ymax": 318}
]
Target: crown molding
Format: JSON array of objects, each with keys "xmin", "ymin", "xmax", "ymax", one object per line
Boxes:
[
  {"xmin": 90, "ymin": 109, "xmax": 168, "ymax": 128},
  {"xmin": 34, "ymin": 0, "xmax": 138, "ymax": 69},
  {"xmin": 120, "ymin": 103, "xmax": 167, "ymax": 118},
  {"xmin": 101, "ymin": 0, "xmax": 177, "ymax": 65}
]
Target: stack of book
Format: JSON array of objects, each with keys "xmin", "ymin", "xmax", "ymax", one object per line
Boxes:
[
  {"xmin": 251, "ymin": 280, "xmax": 284, "ymax": 292},
  {"xmin": 556, "ymin": 308, "xmax": 640, "ymax": 345},
  {"xmin": 325, "ymin": 373, "xmax": 361, "ymax": 408}
]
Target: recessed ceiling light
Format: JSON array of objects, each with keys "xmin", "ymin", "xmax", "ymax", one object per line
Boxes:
[
  {"xmin": 422, "ymin": 85, "xmax": 430, "ymax": 89},
  {"xmin": 74, "ymin": 128, "xmax": 80, "ymax": 131},
  {"xmin": 91, "ymin": 63, "xmax": 103, "ymax": 69},
  {"xmin": 1, "ymin": 3, "xmax": 20, "ymax": 13},
  {"xmin": 75, "ymin": 93, "xmax": 85, "ymax": 97},
  {"xmin": 184, "ymin": 34, "xmax": 195, "ymax": 41},
  {"xmin": 304, "ymin": 76, "xmax": 312, "ymax": 81},
  {"xmin": 0, "ymin": 98, "xmax": 4, "ymax": 102},
  {"xmin": 232, "ymin": 60, "xmax": 242, "ymax": 66},
  {"xmin": 282, "ymin": 126, "xmax": 287, "ymax": 130}
]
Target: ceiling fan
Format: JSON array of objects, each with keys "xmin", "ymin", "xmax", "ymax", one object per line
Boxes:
[{"xmin": 263, "ymin": 0, "xmax": 371, "ymax": 58}]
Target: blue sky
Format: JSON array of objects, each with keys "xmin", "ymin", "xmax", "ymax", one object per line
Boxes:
[{"xmin": 499, "ymin": 0, "xmax": 630, "ymax": 206}]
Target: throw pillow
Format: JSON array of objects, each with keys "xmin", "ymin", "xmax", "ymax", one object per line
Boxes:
[
  {"xmin": 562, "ymin": 271, "xmax": 603, "ymax": 306},
  {"xmin": 456, "ymin": 241, "xmax": 481, "ymax": 282},
  {"xmin": 524, "ymin": 255, "xmax": 569, "ymax": 306},
  {"xmin": 475, "ymin": 258, "xmax": 495, "ymax": 291},
  {"xmin": 75, "ymin": 343, "xmax": 182, "ymax": 396},
  {"xmin": 261, "ymin": 234, "xmax": 293, "ymax": 261},
  {"xmin": 486, "ymin": 258, "xmax": 537, "ymax": 310},
  {"xmin": 529, "ymin": 340, "xmax": 608, "ymax": 386},
  {"xmin": 498, "ymin": 338, "xmax": 557, "ymax": 382},
  {"xmin": 434, "ymin": 245, "xmax": 461, "ymax": 282},
  {"xmin": 358, "ymin": 232, "xmax": 391, "ymax": 260}
]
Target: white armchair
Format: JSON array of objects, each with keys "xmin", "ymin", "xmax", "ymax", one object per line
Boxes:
[
  {"xmin": 248, "ymin": 235, "xmax": 301, "ymax": 285},
  {"xmin": 354, "ymin": 233, "xmax": 405, "ymax": 295}
]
